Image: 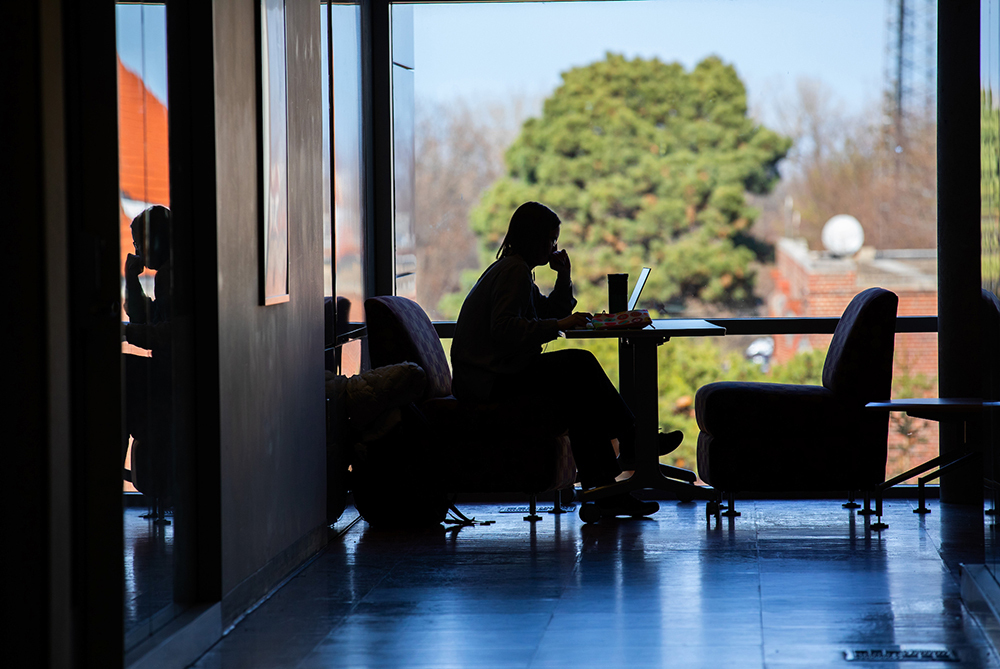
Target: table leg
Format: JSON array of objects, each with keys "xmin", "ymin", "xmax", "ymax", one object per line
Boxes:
[
  {"xmin": 578, "ymin": 337, "xmax": 713, "ymax": 503},
  {"xmin": 630, "ymin": 338, "xmax": 660, "ymax": 473},
  {"xmin": 618, "ymin": 339, "xmax": 636, "ymax": 409}
]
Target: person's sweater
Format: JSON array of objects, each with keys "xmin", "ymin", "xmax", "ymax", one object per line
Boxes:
[{"xmin": 450, "ymin": 254, "xmax": 576, "ymax": 402}]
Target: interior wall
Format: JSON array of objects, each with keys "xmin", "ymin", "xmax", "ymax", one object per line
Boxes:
[
  {"xmin": 7, "ymin": 3, "xmax": 57, "ymax": 665},
  {"xmin": 212, "ymin": 0, "xmax": 327, "ymax": 609}
]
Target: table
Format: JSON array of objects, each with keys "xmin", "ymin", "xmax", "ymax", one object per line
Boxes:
[
  {"xmin": 565, "ymin": 319, "xmax": 726, "ymax": 502},
  {"xmin": 865, "ymin": 398, "xmax": 1000, "ymax": 521}
]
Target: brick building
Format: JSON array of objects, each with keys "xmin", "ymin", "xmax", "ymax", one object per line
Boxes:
[
  {"xmin": 117, "ymin": 56, "xmax": 170, "ymax": 272},
  {"xmin": 769, "ymin": 238, "xmax": 939, "ymax": 476}
]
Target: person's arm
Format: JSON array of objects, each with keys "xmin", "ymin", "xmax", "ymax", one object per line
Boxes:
[
  {"xmin": 125, "ymin": 267, "xmax": 171, "ymax": 350},
  {"xmin": 534, "ymin": 273, "xmax": 577, "ymax": 319},
  {"xmin": 534, "ymin": 249, "xmax": 578, "ymax": 318},
  {"xmin": 489, "ymin": 262, "xmax": 563, "ymax": 346},
  {"xmin": 124, "ymin": 253, "xmax": 152, "ymax": 323}
]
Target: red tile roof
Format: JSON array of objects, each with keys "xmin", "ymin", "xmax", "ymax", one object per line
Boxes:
[{"xmin": 117, "ymin": 56, "xmax": 169, "ymax": 272}]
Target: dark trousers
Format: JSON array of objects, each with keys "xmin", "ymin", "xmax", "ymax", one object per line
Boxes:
[{"xmin": 491, "ymin": 348, "xmax": 633, "ymax": 489}]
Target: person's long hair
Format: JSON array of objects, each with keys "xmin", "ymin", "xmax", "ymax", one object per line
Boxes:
[{"xmin": 496, "ymin": 201, "xmax": 561, "ymax": 259}]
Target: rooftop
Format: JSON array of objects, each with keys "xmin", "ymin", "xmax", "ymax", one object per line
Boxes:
[{"xmin": 778, "ymin": 238, "xmax": 937, "ymax": 292}]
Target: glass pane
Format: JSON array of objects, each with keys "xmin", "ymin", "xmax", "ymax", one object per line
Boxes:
[
  {"xmin": 116, "ymin": 2, "xmax": 183, "ymax": 648},
  {"xmin": 982, "ymin": 0, "xmax": 1000, "ymax": 579},
  {"xmin": 540, "ymin": 329, "xmax": 937, "ymax": 482},
  {"xmin": 393, "ymin": 5, "xmax": 417, "ymax": 299},
  {"xmin": 408, "ymin": 0, "xmax": 937, "ymax": 323},
  {"xmin": 394, "ymin": 65, "xmax": 416, "ymax": 299},
  {"xmin": 331, "ymin": 2, "xmax": 366, "ymax": 362},
  {"xmin": 403, "ymin": 0, "xmax": 939, "ymax": 485},
  {"xmin": 322, "ymin": 5, "xmax": 333, "ymax": 301}
]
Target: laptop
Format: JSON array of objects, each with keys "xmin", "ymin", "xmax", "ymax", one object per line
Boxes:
[{"xmin": 628, "ymin": 267, "xmax": 651, "ymax": 311}]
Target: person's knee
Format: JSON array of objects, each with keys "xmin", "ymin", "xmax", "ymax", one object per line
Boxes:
[
  {"xmin": 570, "ymin": 348, "xmax": 605, "ymax": 376},
  {"xmin": 542, "ymin": 348, "xmax": 612, "ymax": 391},
  {"xmin": 549, "ymin": 347, "xmax": 598, "ymax": 367}
]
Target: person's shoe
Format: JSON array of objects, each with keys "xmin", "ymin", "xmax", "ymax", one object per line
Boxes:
[
  {"xmin": 617, "ymin": 430, "xmax": 684, "ymax": 469},
  {"xmin": 596, "ymin": 493, "xmax": 659, "ymax": 517}
]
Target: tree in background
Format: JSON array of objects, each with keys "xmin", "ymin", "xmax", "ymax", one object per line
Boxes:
[
  {"xmin": 773, "ymin": 77, "xmax": 937, "ymax": 251},
  {"xmin": 458, "ymin": 54, "xmax": 791, "ymax": 316},
  {"xmin": 414, "ymin": 97, "xmax": 534, "ymax": 320},
  {"xmin": 983, "ymin": 88, "xmax": 1000, "ymax": 295}
]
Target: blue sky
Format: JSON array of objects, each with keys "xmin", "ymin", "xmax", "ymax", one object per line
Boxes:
[
  {"xmin": 414, "ymin": 0, "xmax": 889, "ymax": 125},
  {"xmin": 116, "ymin": 4, "xmax": 169, "ymax": 104},
  {"xmin": 117, "ymin": 1, "xmax": 895, "ymax": 124}
]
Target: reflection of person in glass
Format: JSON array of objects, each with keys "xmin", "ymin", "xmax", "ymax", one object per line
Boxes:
[
  {"xmin": 125, "ymin": 205, "xmax": 171, "ymax": 348},
  {"xmin": 123, "ymin": 205, "xmax": 173, "ymax": 512}
]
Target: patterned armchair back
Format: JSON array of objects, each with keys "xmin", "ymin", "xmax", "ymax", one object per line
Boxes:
[{"xmin": 365, "ymin": 296, "xmax": 453, "ymax": 401}]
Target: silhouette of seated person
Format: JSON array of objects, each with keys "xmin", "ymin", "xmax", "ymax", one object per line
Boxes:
[
  {"xmin": 123, "ymin": 205, "xmax": 174, "ymax": 509},
  {"xmin": 450, "ymin": 201, "xmax": 680, "ymax": 518}
]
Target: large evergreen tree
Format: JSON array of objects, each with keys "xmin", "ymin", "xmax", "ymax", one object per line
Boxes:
[{"xmin": 467, "ymin": 53, "xmax": 791, "ymax": 313}]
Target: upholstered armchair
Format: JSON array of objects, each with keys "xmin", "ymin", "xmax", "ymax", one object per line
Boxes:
[
  {"xmin": 695, "ymin": 287, "xmax": 898, "ymax": 516},
  {"xmin": 360, "ymin": 295, "xmax": 577, "ymax": 522}
]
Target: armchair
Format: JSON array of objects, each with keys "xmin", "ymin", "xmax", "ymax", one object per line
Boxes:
[
  {"xmin": 359, "ymin": 295, "xmax": 577, "ymax": 525},
  {"xmin": 695, "ymin": 287, "xmax": 898, "ymax": 518}
]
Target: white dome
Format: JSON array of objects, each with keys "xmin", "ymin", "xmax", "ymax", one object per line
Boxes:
[{"xmin": 821, "ymin": 215, "xmax": 865, "ymax": 256}]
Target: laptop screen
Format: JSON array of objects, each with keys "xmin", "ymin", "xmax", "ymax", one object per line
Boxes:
[{"xmin": 628, "ymin": 267, "xmax": 651, "ymax": 311}]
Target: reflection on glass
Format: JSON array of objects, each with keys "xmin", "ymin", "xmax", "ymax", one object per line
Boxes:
[
  {"xmin": 331, "ymin": 2, "xmax": 366, "ymax": 375},
  {"xmin": 394, "ymin": 65, "xmax": 416, "ymax": 300},
  {"xmin": 984, "ymin": 0, "xmax": 1000, "ymax": 298},
  {"xmin": 981, "ymin": 0, "xmax": 1000, "ymax": 579},
  {"xmin": 393, "ymin": 5, "xmax": 416, "ymax": 300},
  {"xmin": 410, "ymin": 2, "xmax": 937, "ymax": 322},
  {"xmin": 262, "ymin": 0, "xmax": 290, "ymax": 304},
  {"xmin": 116, "ymin": 2, "xmax": 180, "ymax": 648},
  {"xmin": 321, "ymin": 4, "xmax": 333, "ymax": 299},
  {"xmin": 405, "ymin": 0, "xmax": 941, "ymax": 483}
]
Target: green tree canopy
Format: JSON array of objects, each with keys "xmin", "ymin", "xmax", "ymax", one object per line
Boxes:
[{"xmin": 467, "ymin": 53, "xmax": 791, "ymax": 313}]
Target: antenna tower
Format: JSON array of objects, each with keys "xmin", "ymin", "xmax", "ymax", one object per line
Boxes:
[{"xmin": 885, "ymin": 0, "xmax": 937, "ymax": 144}]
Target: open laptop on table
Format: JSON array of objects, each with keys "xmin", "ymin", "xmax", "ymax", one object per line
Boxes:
[{"xmin": 628, "ymin": 267, "xmax": 650, "ymax": 311}]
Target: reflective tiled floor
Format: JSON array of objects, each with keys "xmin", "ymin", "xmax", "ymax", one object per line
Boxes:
[
  {"xmin": 190, "ymin": 500, "xmax": 999, "ymax": 668},
  {"xmin": 124, "ymin": 504, "xmax": 174, "ymax": 640}
]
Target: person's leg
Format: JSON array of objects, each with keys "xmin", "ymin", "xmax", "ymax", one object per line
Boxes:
[
  {"xmin": 490, "ymin": 349, "xmax": 626, "ymax": 488},
  {"xmin": 532, "ymin": 349, "xmax": 682, "ymax": 464},
  {"xmin": 535, "ymin": 348, "xmax": 633, "ymax": 438},
  {"xmin": 532, "ymin": 350, "xmax": 658, "ymax": 516},
  {"xmin": 528, "ymin": 349, "xmax": 630, "ymax": 488}
]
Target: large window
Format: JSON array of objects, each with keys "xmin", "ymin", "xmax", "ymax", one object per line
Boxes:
[
  {"xmin": 396, "ymin": 0, "xmax": 939, "ymax": 480},
  {"xmin": 324, "ymin": 1, "xmax": 367, "ymax": 375},
  {"xmin": 116, "ymin": 1, "xmax": 187, "ymax": 651},
  {"xmin": 981, "ymin": 0, "xmax": 1000, "ymax": 579}
]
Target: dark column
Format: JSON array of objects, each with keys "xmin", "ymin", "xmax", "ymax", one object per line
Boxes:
[
  {"xmin": 167, "ymin": 0, "xmax": 223, "ymax": 607},
  {"xmin": 365, "ymin": 0, "xmax": 395, "ymax": 297},
  {"xmin": 938, "ymin": 1, "xmax": 983, "ymax": 503},
  {"xmin": 62, "ymin": 0, "xmax": 126, "ymax": 663},
  {"xmin": 5, "ymin": 3, "xmax": 58, "ymax": 666}
]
